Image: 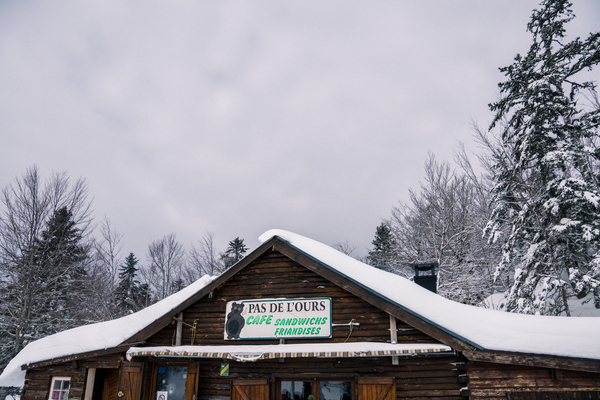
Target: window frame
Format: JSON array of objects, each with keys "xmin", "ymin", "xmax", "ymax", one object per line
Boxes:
[
  {"xmin": 277, "ymin": 378, "xmax": 355, "ymax": 400},
  {"xmin": 147, "ymin": 362, "xmax": 193, "ymax": 400},
  {"xmin": 48, "ymin": 377, "xmax": 71, "ymax": 400}
]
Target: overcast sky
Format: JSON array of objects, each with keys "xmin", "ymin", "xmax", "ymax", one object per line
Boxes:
[{"xmin": 1, "ymin": 1, "xmax": 599, "ymax": 262}]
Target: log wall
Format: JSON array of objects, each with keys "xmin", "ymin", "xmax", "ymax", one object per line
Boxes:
[
  {"xmin": 22, "ymin": 364, "xmax": 86, "ymax": 400},
  {"xmin": 467, "ymin": 362, "xmax": 600, "ymax": 400},
  {"xmin": 146, "ymin": 250, "xmax": 437, "ymax": 347},
  {"xmin": 21, "ymin": 355, "xmax": 122, "ymax": 400},
  {"xmin": 143, "ymin": 250, "xmax": 467, "ymax": 400},
  {"xmin": 194, "ymin": 355, "xmax": 467, "ymax": 400},
  {"xmin": 137, "ymin": 355, "xmax": 468, "ymax": 400}
]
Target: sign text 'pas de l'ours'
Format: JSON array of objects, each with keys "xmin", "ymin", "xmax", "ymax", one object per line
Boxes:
[{"xmin": 224, "ymin": 298, "xmax": 331, "ymax": 340}]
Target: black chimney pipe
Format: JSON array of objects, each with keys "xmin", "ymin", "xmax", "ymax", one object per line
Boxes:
[{"xmin": 411, "ymin": 263, "xmax": 438, "ymax": 293}]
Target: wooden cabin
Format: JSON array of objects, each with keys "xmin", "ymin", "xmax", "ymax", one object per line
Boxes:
[{"xmin": 1, "ymin": 230, "xmax": 599, "ymax": 400}]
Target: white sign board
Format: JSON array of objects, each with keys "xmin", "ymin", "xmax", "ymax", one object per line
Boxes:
[{"xmin": 224, "ymin": 298, "xmax": 331, "ymax": 340}]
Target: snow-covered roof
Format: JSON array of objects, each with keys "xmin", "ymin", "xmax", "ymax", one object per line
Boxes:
[
  {"xmin": 0, "ymin": 275, "xmax": 216, "ymax": 388},
  {"xmin": 2, "ymin": 229, "xmax": 600, "ymax": 388},
  {"xmin": 260, "ymin": 229, "xmax": 600, "ymax": 361}
]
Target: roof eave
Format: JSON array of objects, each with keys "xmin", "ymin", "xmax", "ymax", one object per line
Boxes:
[{"xmin": 463, "ymin": 349, "xmax": 600, "ymax": 374}]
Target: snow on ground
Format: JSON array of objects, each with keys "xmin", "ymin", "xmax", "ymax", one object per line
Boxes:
[
  {"xmin": 0, "ymin": 275, "xmax": 216, "ymax": 388},
  {"xmin": 259, "ymin": 229, "xmax": 600, "ymax": 360}
]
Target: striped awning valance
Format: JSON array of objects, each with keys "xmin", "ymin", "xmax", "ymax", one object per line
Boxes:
[{"xmin": 126, "ymin": 342, "xmax": 452, "ymax": 362}]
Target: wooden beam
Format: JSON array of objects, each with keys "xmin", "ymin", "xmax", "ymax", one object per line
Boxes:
[
  {"xmin": 175, "ymin": 312, "xmax": 183, "ymax": 346},
  {"xmin": 84, "ymin": 368, "xmax": 96, "ymax": 400},
  {"xmin": 389, "ymin": 314, "xmax": 399, "ymax": 366},
  {"xmin": 463, "ymin": 350, "xmax": 600, "ymax": 374},
  {"xmin": 79, "ymin": 360, "xmax": 121, "ymax": 369},
  {"xmin": 551, "ymin": 368, "xmax": 563, "ymax": 381},
  {"xmin": 22, "ymin": 346, "xmax": 130, "ymax": 370}
]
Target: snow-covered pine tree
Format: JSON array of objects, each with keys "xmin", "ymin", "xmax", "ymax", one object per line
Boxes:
[
  {"xmin": 486, "ymin": 0, "xmax": 600, "ymax": 315},
  {"xmin": 32, "ymin": 207, "xmax": 90, "ymax": 333},
  {"xmin": 114, "ymin": 253, "xmax": 145, "ymax": 316},
  {"xmin": 0, "ymin": 167, "xmax": 92, "ymax": 374},
  {"xmin": 221, "ymin": 237, "xmax": 249, "ymax": 269},
  {"xmin": 367, "ymin": 223, "xmax": 399, "ymax": 273}
]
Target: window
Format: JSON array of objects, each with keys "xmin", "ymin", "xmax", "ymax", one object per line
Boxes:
[
  {"xmin": 319, "ymin": 381, "xmax": 352, "ymax": 400},
  {"xmin": 154, "ymin": 366, "xmax": 187, "ymax": 400},
  {"xmin": 279, "ymin": 379, "xmax": 353, "ymax": 400},
  {"xmin": 49, "ymin": 377, "xmax": 70, "ymax": 400},
  {"xmin": 281, "ymin": 381, "xmax": 312, "ymax": 400}
]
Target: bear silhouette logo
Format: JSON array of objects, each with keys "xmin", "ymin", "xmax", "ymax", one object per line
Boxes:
[{"xmin": 225, "ymin": 302, "xmax": 245, "ymax": 339}]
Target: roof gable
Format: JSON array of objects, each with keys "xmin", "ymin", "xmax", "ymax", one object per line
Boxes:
[{"xmin": 143, "ymin": 246, "xmax": 441, "ymax": 347}]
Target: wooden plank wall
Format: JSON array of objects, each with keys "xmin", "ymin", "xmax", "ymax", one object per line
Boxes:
[
  {"xmin": 22, "ymin": 364, "xmax": 86, "ymax": 400},
  {"xmin": 192, "ymin": 355, "xmax": 467, "ymax": 400},
  {"xmin": 144, "ymin": 250, "xmax": 467, "ymax": 400},
  {"xmin": 146, "ymin": 250, "xmax": 437, "ymax": 346},
  {"xmin": 21, "ymin": 355, "xmax": 122, "ymax": 400},
  {"xmin": 467, "ymin": 362, "xmax": 600, "ymax": 400},
  {"xmin": 509, "ymin": 392, "xmax": 600, "ymax": 400}
]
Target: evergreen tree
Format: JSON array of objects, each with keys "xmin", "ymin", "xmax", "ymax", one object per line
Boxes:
[
  {"xmin": 170, "ymin": 277, "xmax": 185, "ymax": 294},
  {"xmin": 32, "ymin": 207, "xmax": 90, "ymax": 333},
  {"xmin": 136, "ymin": 283, "xmax": 153, "ymax": 309},
  {"xmin": 0, "ymin": 168, "xmax": 92, "ymax": 374},
  {"xmin": 486, "ymin": 0, "xmax": 600, "ymax": 315},
  {"xmin": 0, "ymin": 205, "xmax": 90, "ymax": 369},
  {"xmin": 221, "ymin": 237, "xmax": 249, "ymax": 269},
  {"xmin": 114, "ymin": 253, "xmax": 147, "ymax": 316},
  {"xmin": 37, "ymin": 207, "xmax": 86, "ymax": 263},
  {"xmin": 367, "ymin": 223, "xmax": 398, "ymax": 272}
]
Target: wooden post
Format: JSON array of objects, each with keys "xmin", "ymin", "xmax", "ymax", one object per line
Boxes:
[
  {"xmin": 389, "ymin": 314, "xmax": 399, "ymax": 365},
  {"xmin": 84, "ymin": 368, "xmax": 96, "ymax": 400},
  {"xmin": 176, "ymin": 312, "xmax": 183, "ymax": 346}
]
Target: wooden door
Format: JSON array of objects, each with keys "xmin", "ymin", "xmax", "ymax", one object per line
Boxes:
[
  {"xmin": 118, "ymin": 363, "xmax": 144, "ymax": 400},
  {"xmin": 102, "ymin": 369, "xmax": 120, "ymax": 400},
  {"xmin": 232, "ymin": 379, "xmax": 269, "ymax": 400},
  {"xmin": 357, "ymin": 378, "xmax": 395, "ymax": 400}
]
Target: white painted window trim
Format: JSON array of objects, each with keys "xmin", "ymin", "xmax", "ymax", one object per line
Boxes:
[{"xmin": 49, "ymin": 377, "xmax": 71, "ymax": 400}]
